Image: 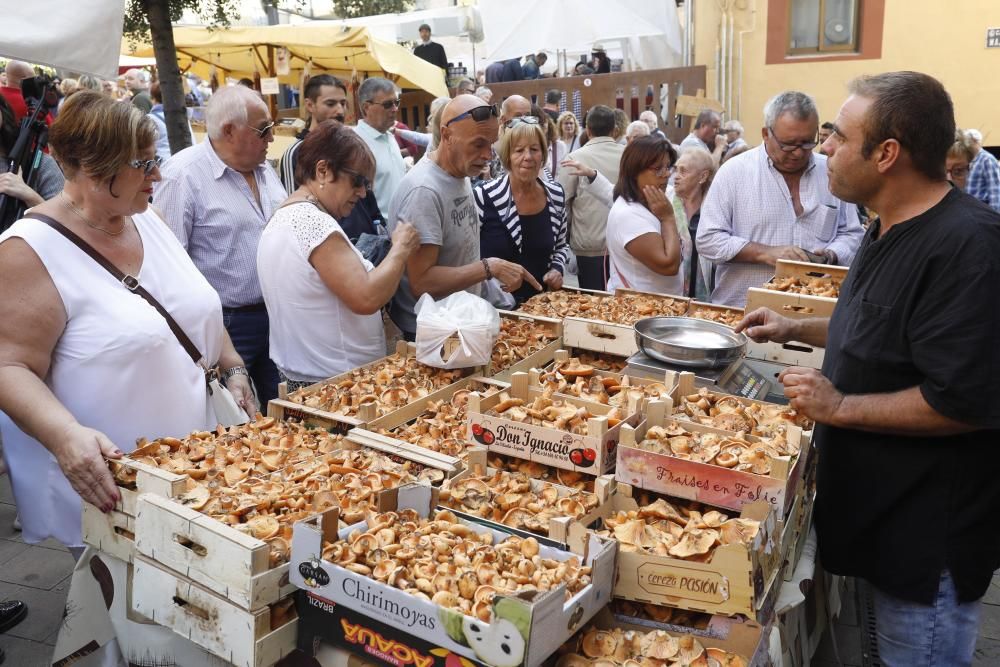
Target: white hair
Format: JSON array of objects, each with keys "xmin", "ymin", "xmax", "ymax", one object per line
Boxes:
[
  {"xmin": 639, "ymin": 110, "xmax": 658, "ymax": 126},
  {"xmin": 722, "ymin": 120, "xmax": 744, "ymax": 135},
  {"xmin": 763, "ymin": 91, "xmax": 817, "ymax": 129},
  {"xmin": 965, "ymin": 129, "xmax": 984, "ymax": 145},
  {"xmin": 205, "ymin": 84, "xmax": 264, "ymax": 140},
  {"xmin": 626, "ymin": 120, "xmax": 650, "ymax": 138},
  {"xmin": 475, "ymin": 86, "xmax": 492, "ymax": 101}
]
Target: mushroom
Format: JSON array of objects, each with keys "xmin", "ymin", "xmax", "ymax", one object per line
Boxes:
[{"xmin": 581, "ymin": 629, "xmax": 619, "ymax": 658}]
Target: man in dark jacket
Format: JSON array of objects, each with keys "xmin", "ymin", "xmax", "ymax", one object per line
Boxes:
[
  {"xmin": 413, "ymin": 24, "xmax": 448, "ymax": 72},
  {"xmin": 501, "ymin": 59, "xmax": 524, "ymax": 82}
]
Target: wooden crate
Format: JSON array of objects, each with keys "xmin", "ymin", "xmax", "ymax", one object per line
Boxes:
[
  {"xmin": 132, "ymin": 555, "xmax": 297, "ymax": 667},
  {"xmin": 530, "ymin": 349, "xmax": 680, "ymax": 408},
  {"xmin": 487, "ymin": 310, "xmax": 563, "ymax": 382},
  {"xmin": 466, "ymin": 372, "xmax": 641, "ymax": 476},
  {"xmin": 581, "ymin": 490, "xmax": 781, "ymax": 620},
  {"xmin": 133, "ymin": 436, "xmax": 462, "ymax": 612},
  {"xmin": 268, "ymin": 341, "xmax": 474, "ymax": 434},
  {"xmin": 744, "ymin": 259, "xmax": 847, "ymax": 321},
  {"xmin": 82, "ymin": 503, "xmax": 137, "ymax": 563},
  {"xmin": 616, "ymin": 399, "xmax": 807, "ymax": 517},
  {"xmin": 562, "ymin": 289, "xmax": 691, "ymax": 357}
]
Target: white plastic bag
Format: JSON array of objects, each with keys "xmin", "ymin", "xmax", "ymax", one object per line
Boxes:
[
  {"xmin": 481, "ymin": 277, "xmax": 517, "ymax": 310},
  {"xmin": 415, "ymin": 291, "xmax": 500, "ymax": 369}
]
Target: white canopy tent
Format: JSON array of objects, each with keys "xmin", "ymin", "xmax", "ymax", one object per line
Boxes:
[{"xmin": 0, "ymin": 0, "xmax": 126, "ymax": 78}]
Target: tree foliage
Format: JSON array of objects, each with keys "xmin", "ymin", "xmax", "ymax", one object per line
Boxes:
[
  {"xmin": 332, "ymin": 0, "xmax": 413, "ymax": 20},
  {"xmin": 122, "ymin": 0, "xmax": 241, "ymax": 41}
]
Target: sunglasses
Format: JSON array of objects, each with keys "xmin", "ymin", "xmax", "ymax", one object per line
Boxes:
[
  {"xmin": 445, "ymin": 104, "xmax": 500, "ymax": 127},
  {"xmin": 341, "ymin": 168, "xmax": 372, "ymax": 192},
  {"xmin": 246, "ymin": 121, "xmax": 276, "ymax": 139},
  {"xmin": 128, "ymin": 155, "xmax": 163, "ymax": 175},
  {"xmin": 368, "ymin": 98, "xmax": 401, "ymax": 110},
  {"xmin": 768, "ymin": 127, "xmax": 818, "ymax": 153},
  {"xmin": 504, "ymin": 116, "xmax": 540, "ymax": 129}
]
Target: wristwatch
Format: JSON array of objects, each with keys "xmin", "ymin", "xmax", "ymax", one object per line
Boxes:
[{"xmin": 222, "ymin": 365, "xmax": 249, "ymax": 382}]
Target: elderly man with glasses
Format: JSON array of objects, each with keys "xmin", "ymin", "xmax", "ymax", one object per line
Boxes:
[
  {"xmin": 355, "ymin": 77, "xmax": 407, "ymax": 220},
  {"xmin": 696, "ymin": 90, "xmax": 864, "ymax": 307},
  {"xmin": 387, "ymin": 95, "xmax": 540, "ymax": 340},
  {"xmin": 155, "ymin": 84, "xmax": 286, "ymax": 404}
]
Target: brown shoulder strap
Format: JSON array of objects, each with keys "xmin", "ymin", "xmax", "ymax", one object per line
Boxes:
[{"xmin": 24, "ymin": 212, "xmax": 204, "ymax": 367}]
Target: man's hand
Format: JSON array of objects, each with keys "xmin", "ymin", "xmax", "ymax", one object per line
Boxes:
[
  {"xmin": 543, "ymin": 269, "xmax": 563, "ymax": 290},
  {"xmin": 714, "ymin": 135, "xmax": 727, "ymax": 151},
  {"xmin": 560, "ymin": 158, "xmax": 597, "ymax": 180},
  {"xmin": 779, "ymin": 367, "xmax": 844, "ymax": 425},
  {"xmin": 643, "ymin": 185, "xmax": 673, "ymax": 222},
  {"xmin": 487, "ymin": 258, "xmax": 543, "ymax": 293},
  {"xmin": 734, "ymin": 307, "xmax": 797, "ymax": 344},
  {"xmin": 760, "ymin": 245, "xmax": 810, "ymax": 266},
  {"xmin": 810, "ymin": 248, "xmax": 839, "ymax": 265}
]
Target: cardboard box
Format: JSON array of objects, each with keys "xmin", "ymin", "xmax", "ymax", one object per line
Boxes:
[
  {"xmin": 583, "ymin": 487, "xmax": 781, "ymax": 620},
  {"xmin": 488, "ymin": 311, "xmax": 563, "ymax": 382},
  {"xmin": 290, "ymin": 484, "xmax": 617, "ymax": 667},
  {"xmin": 132, "ymin": 554, "xmax": 297, "ymax": 667},
  {"xmin": 466, "ymin": 373, "xmax": 641, "ymax": 476},
  {"xmin": 268, "ymin": 341, "xmax": 475, "ymax": 434},
  {"xmin": 616, "ymin": 399, "xmax": 807, "ymax": 516}
]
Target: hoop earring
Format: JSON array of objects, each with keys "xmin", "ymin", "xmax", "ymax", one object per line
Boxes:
[{"xmin": 108, "ymin": 175, "xmax": 120, "ymax": 199}]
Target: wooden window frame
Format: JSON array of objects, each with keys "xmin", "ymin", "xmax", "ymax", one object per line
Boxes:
[{"xmin": 767, "ymin": 0, "xmax": 885, "ymax": 64}]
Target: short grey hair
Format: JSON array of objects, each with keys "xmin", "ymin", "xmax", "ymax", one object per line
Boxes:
[
  {"xmin": 475, "ymin": 86, "xmax": 492, "ymax": 101},
  {"xmin": 639, "ymin": 110, "xmax": 658, "ymax": 126},
  {"xmin": 626, "ymin": 120, "xmax": 650, "ymax": 138},
  {"xmin": 428, "ymin": 96, "xmax": 451, "ymax": 150},
  {"xmin": 722, "ymin": 120, "xmax": 744, "ymax": 135},
  {"xmin": 205, "ymin": 84, "xmax": 264, "ymax": 140},
  {"xmin": 358, "ymin": 77, "xmax": 397, "ymax": 105},
  {"xmin": 965, "ymin": 128, "xmax": 984, "ymax": 145},
  {"xmin": 763, "ymin": 91, "xmax": 817, "ymax": 129}
]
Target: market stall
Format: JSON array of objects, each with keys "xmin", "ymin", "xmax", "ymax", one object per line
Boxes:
[{"xmin": 69, "ymin": 261, "xmax": 847, "ymax": 667}]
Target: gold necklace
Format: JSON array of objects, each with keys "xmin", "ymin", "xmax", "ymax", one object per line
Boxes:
[{"xmin": 60, "ymin": 192, "xmax": 129, "ymax": 237}]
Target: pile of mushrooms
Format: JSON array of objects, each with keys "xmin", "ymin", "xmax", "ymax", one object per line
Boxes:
[
  {"xmin": 764, "ymin": 275, "xmax": 840, "ymax": 298},
  {"xmin": 321, "ymin": 509, "xmax": 593, "ymax": 620},
  {"xmin": 596, "ymin": 497, "xmax": 760, "ymax": 562},
  {"xmin": 686, "ymin": 305, "xmax": 744, "ymax": 328},
  {"xmin": 636, "ymin": 421, "xmax": 796, "ymax": 475},
  {"xmin": 491, "ymin": 318, "xmax": 558, "ymax": 372},
  {"xmin": 679, "ymin": 387, "xmax": 812, "ymax": 437},
  {"xmin": 438, "ymin": 469, "xmax": 599, "ymax": 536},
  {"xmin": 557, "ymin": 626, "xmax": 748, "ymax": 667},
  {"xmin": 537, "ymin": 357, "xmax": 672, "ymax": 407},
  {"xmin": 488, "ymin": 454, "xmax": 596, "ymax": 492},
  {"xmin": 520, "ymin": 291, "xmax": 686, "ymax": 325},
  {"xmin": 288, "ymin": 353, "xmax": 465, "ymax": 417},
  {"xmin": 610, "ymin": 599, "xmax": 711, "ymax": 629},
  {"xmin": 378, "ymin": 385, "xmax": 501, "ymax": 459},
  {"xmin": 487, "ymin": 387, "xmax": 626, "ymax": 434}
]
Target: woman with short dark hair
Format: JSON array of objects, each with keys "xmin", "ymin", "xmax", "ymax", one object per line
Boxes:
[
  {"xmin": 605, "ymin": 135, "xmax": 686, "ymax": 294},
  {"xmin": 257, "ymin": 121, "xmax": 419, "ymax": 391}
]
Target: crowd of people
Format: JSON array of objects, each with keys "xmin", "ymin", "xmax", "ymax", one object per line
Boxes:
[{"xmin": 2, "ymin": 54, "xmax": 1000, "ymax": 667}]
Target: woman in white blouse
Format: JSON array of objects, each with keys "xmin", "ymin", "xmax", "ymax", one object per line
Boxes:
[
  {"xmin": 258, "ymin": 121, "xmax": 419, "ymax": 391},
  {"xmin": 605, "ymin": 135, "xmax": 688, "ymax": 295}
]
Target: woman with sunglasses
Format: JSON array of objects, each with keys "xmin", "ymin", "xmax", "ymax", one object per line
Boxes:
[
  {"xmin": 605, "ymin": 135, "xmax": 687, "ymax": 295},
  {"xmin": 258, "ymin": 121, "xmax": 419, "ymax": 391},
  {"xmin": 475, "ymin": 116, "xmax": 570, "ymax": 304},
  {"xmin": 0, "ymin": 90, "xmax": 255, "ymax": 553}
]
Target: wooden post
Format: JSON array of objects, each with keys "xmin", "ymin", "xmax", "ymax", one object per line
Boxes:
[{"xmin": 266, "ymin": 45, "xmax": 278, "ymax": 120}]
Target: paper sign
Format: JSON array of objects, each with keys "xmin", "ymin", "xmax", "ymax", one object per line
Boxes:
[
  {"xmin": 275, "ymin": 47, "xmax": 291, "ymax": 75},
  {"xmin": 260, "ymin": 77, "xmax": 280, "ymax": 95}
]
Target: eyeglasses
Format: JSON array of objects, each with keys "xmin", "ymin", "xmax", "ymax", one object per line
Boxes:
[
  {"xmin": 246, "ymin": 121, "xmax": 276, "ymax": 139},
  {"xmin": 504, "ymin": 116, "xmax": 540, "ymax": 129},
  {"xmin": 128, "ymin": 155, "xmax": 163, "ymax": 175},
  {"xmin": 648, "ymin": 163, "xmax": 673, "ymax": 177},
  {"xmin": 445, "ymin": 104, "xmax": 500, "ymax": 127},
  {"xmin": 947, "ymin": 166, "xmax": 970, "ymax": 178},
  {"xmin": 368, "ymin": 98, "xmax": 401, "ymax": 110},
  {"xmin": 341, "ymin": 168, "xmax": 372, "ymax": 192},
  {"xmin": 768, "ymin": 127, "xmax": 818, "ymax": 152}
]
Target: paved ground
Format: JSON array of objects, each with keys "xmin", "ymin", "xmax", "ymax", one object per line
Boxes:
[{"xmin": 3, "ymin": 465, "xmax": 1000, "ymax": 667}]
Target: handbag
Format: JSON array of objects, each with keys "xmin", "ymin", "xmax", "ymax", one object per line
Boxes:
[{"xmin": 25, "ymin": 213, "xmax": 251, "ymax": 426}]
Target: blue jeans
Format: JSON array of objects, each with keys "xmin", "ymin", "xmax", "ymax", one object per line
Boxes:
[
  {"xmin": 871, "ymin": 570, "xmax": 981, "ymax": 667},
  {"xmin": 223, "ymin": 308, "xmax": 279, "ymax": 407}
]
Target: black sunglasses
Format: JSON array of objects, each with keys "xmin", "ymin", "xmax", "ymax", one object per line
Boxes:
[
  {"xmin": 341, "ymin": 168, "xmax": 372, "ymax": 192},
  {"xmin": 445, "ymin": 104, "xmax": 500, "ymax": 127},
  {"xmin": 368, "ymin": 98, "xmax": 401, "ymax": 110}
]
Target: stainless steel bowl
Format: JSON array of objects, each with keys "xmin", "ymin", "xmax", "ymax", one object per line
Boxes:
[{"xmin": 634, "ymin": 317, "xmax": 747, "ymax": 368}]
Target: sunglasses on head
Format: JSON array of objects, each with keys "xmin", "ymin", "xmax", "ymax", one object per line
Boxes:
[
  {"xmin": 504, "ymin": 116, "xmax": 540, "ymax": 129},
  {"xmin": 340, "ymin": 168, "xmax": 372, "ymax": 192},
  {"xmin": 368, "ymin": 98, "xmax": 401, "ymax": 110},
  {"xmin": 128, "ymin": 155, "xmax": 163, "ymax": 175},
  {"xmin": 445, "ymin": 104, "xmax": 500, "ymax": 127}
]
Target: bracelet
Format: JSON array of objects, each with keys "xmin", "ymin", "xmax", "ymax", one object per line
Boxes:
[
  {"xmin": 222, "ymin": 365, "xmax": 249, "ymax": 382},
  {"xmin": 482, "ymin": 258, "xmax": 493, "ymax": 281}
]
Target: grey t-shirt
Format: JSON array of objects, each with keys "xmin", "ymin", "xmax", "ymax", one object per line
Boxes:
[
  {"xmin": 388, "ymin": 156, "xmax": 481, "ymax": 334},
  {"xmin": 0, "ymin": 152, "xmax": 64, "ymax": 202}
]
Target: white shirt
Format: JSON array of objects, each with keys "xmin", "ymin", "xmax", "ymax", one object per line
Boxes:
[
  {"xmin": 696, "ymin": 145, "xmax": 863, "ymax": 306},
  {"xmin": 0, "ymin": 210, "xmax": 222, "ymax": 546},
  {"xmin": 258, "ymin": 202, "xmax": 386, "ymax": 381},
  {"xmin": 606, "ymin": 197, "xmax": 687, "ymax": 296},
  {"xmin": 356, "ymin": 119, "xmax": 407, "ymax": 220}
]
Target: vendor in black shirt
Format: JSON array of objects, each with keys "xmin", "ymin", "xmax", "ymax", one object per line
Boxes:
[
  {"xmin": 474, "ymin": 117, "xmax": 570, "ymax": 304},
  {"xmin": 737, "ymin": 71, "xmax": 1000, "ymax": 667}
]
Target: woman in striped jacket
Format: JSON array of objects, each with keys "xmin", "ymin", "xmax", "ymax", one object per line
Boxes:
[{"xmin": 474, "ymin": 117, "xmax": 571, "ymax": 305}]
